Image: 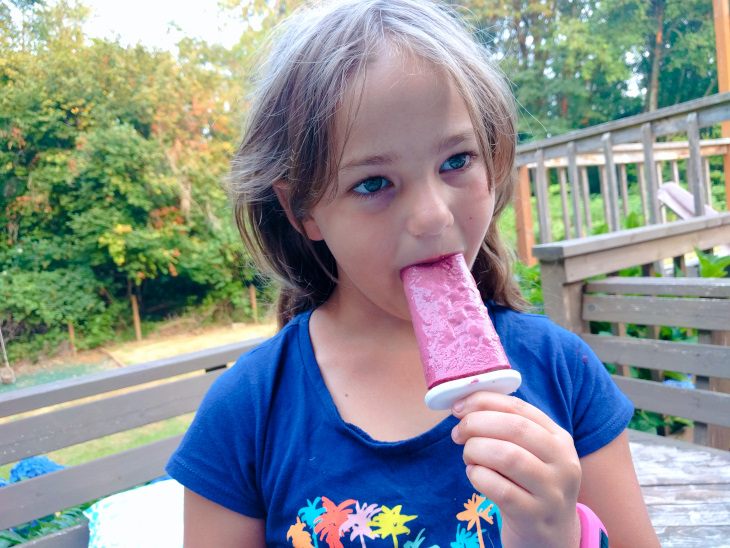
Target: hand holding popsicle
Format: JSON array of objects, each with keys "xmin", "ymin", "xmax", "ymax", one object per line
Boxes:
[
  {"xmin": 401, "ymin": 253, "xmax": 521, "ymax": 410},
  {"xmin": 451, "ymin": 391, "xmax": 583, "ymax": 548}
]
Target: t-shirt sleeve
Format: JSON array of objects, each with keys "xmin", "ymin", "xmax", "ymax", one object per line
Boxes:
[
  {"xmin": 165, "ymin": 360, "xmax": 266, "ymax": 519},
  {"xmin": 568, "ymin": 333, "xmax": 635, "ymax": 457}
]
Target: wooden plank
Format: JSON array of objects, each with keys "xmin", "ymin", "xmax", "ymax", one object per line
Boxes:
[
  {"xmin": 642, "ymin": 122, "xmax": 661, "ymax": 224},
  {"xmin": 0, "ymin": 337, "xmax": 265, "ymax": 418},
  {"xmin": 628, "ymin": 429, "xmax": 730, "ymax": 546},
  {"xmin": 687, "ymin": 112, "xmax": 707, "ymax": 216},
  {"xmin": 0, "ymin": 369, "xmax": 220, "ymax": 466},
  {"xmin": 580, "ymin": 165, "xmax": 593, "ymax": 232},
  {"xmin": 603, "ymin": 132, "xmax": 621, "ymax": 231},
  {"xmin": 551, "ymin": 223, "xmax": 730, "ymax": 283},
  {"xmin": 539, "ymin": 263, "xmax": 586, "ymax": 332},
  {"xmin": 514, "ymin": 165, "xmax": 536, "ymax": 265},
  {"xmin": 558, "ymin": 167, "xmax": 571, "ymax": 238},
  {"xmin": 585, "ymin": 276, "xmax": 730, "ymax": 297},
  {"xmin": 583, "ymin": 294, "xmax": 730, "ymax": 331},
  {"xmin": 619, "ymin": 163, "xmax": 629, "ymax": 216},
  {"xmin": 0, "ymin": 435, "xmax": 182, "ymax": 530},
  {"xmin": 654, "ymin": 526, "xmax": 730, "ymax": 548},
  {"xmin": 532, "ymin": 211, "xmax": 730, "ymax": 262},
  {"xmin": 20, "ymin": 523, "xmax": 89, "ymax": 548},
  {"xmin": 535, "ymin": 149, "xmax": 552, "ymax": 243},
  {"xmin": 583, "ymin": 334, "xmax": 730, "ymax": 379},
  {"xmin": 648, "ymin": 499, "xmax": 730, "ymax": 528},
  {"xmin": 709, "ymin": 329, "xmax": 730, "ymax": 450},
  {"xmin": 567, "ymin": 142, "xmax": 584, "ymax": 238},
  {"xmin": 671, "ymin": 160, "xmax": 680, "ymax": 185},
  {"xmin": 638, "ymin": 162, "xmax": 649, "ymax": 221},
  {"xmin": 657, "ymin": 161, "xmax": 667, "ymax": 223},
  {"xmin": 613, "ymin": 376, "xmax": 730, "ymax": 427}
]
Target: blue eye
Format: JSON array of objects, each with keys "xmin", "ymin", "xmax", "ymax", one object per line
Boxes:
[
  {"xmin": 440, "ymin": 153, "xmax": 470, "ymax": 172},
  {"xmin": 352, "ymin": 177, "xmax": 389, "ymax": 195}
]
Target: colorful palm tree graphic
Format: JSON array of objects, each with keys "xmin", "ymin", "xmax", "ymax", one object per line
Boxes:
[
  {"xmin": 456, "ymin": 494, "xmax": 493, "ymax": 548},
  {"xmin": 403, "ymin": 528, "xmax": 439, "ymax": 548},
  {"xmin": 288, "ymin": 517, "xmax": 316, "ymax": 548},
  {"xmin": 368, "ymin": 505, "xmax": 417, "ymax": 548},
  {"xmin": 477, "ymin": 497, "xmax": 501, "ymax": 533},
  {"xmin": 450, "ymin": 524, "xmax": 480, "ymax": 548},
  {"xmin": 340, "ymin": 501, "xmax": 382, "ymax": 548},
  {"xmin": 313, "ymin": 496, "xmax": 356, "ymax": 548},
  {"xmin": 299, "ymin": 498, "xmax": 327, "ymax": 548}
]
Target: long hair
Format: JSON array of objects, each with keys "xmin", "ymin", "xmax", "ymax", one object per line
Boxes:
[{"xmin": 228, "ymin": 0, "xmax": 527, "ymax": 328}]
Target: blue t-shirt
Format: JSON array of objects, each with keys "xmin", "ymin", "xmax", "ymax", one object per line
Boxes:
[{"xmin": 166, "ymin": 303, "xmax": 633, "ymax": 548}]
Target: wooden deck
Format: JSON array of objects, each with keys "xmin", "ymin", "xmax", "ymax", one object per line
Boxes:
[{"xmin": 628, "ymin": 429, "xmax": 730, "ymax": 546}]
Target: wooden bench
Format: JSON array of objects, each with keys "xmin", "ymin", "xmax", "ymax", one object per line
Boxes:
[
  {"xmin": 0, "ymin": 337, "xmax": 265, "ymax": 547},
  {"xmin": 534, "ymin": 212, "xmax": 730, "ymax": 449}
]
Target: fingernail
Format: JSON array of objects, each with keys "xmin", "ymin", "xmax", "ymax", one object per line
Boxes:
[
  {"xmin": 466, "ymin": 464, "xmax": 473, "ymax": 475},
  {"xmin": 451, "ymin": 425, "xmax": 460, "ymax": 442},
  {"xmin": 452, "ymin": 399, "xmax": 464, "ymax": 413}
]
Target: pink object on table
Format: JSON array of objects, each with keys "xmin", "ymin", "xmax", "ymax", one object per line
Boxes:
[{"xmin": 401, "ymin": 253, "xmax": 521, "ymax": 409}]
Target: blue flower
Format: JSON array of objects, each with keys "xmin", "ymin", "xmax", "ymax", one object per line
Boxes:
[
  {"xmin": 0, "ymin": 477, "xmax": 9, "ymax": 488},
  {"xmin": 663, "ymin": 379, "xmax": 695, "ymax": 390},
  {"xmin": 10, "ymin": 456, "xmax": 66, "ymax": 483}
]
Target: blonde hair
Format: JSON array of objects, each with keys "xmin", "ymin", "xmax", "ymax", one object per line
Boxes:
[{"xmin": 229, "ymin": 0, "xmax": 527, "ymax": 328}]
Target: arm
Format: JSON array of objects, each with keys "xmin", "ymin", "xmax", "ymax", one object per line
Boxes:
[
  {"xmin": 578, "ymin": 430, "xmax": 660, "ymax": 548},
  {"xmin": 183, "ymin": 488, "xmax": 266, "ymax": 548}
]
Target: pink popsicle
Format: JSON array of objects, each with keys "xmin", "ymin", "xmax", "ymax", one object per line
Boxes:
[{"xmin": 401, "ymin": 253, "xmax": 512, "ymax": 391}]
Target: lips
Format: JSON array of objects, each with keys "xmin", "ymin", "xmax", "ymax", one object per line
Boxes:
[{"xmin": 402, "ymin": 253, "xmax": 459, "ymax": 272}]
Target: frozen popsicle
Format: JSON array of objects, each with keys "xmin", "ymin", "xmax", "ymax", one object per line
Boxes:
[{"xmin": 401, "ymin": 253, "xmax": 521, "ymax": 410}]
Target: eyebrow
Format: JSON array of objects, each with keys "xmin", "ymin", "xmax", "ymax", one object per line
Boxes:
[{"xmin": 338, "ymin": 130, "xmax": 476, "ymax": 172}]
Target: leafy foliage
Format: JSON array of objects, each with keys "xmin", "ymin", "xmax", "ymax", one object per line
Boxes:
[{"xmin": 0, "ymin": 0, "xmax": 264, "ymax": 361}]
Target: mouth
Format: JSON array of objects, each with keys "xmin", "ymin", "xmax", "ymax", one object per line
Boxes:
[{"xmin": 403, "ymin": 252, "xmax": 461, "ymax": 271}]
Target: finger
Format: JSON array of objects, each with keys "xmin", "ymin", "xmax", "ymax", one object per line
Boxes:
[
  {"xmin": 464, "ymin": 462, "xmax": 535, "ymax": 519},
  {"xmin": 452, "ymin": 409, "xmax": 566, "ymax": 464},
  {"xmin": 452, "ymin": 391, "xmax": 565, "ymax": 436},
  {"xmin": 462, "ymin": 436, "xmax": 548, "ymax": 496}
]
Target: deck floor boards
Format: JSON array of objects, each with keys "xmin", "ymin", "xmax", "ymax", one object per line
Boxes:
[{"xmin": 628, "ymin": 430, "xmax": 730, "ymax": 547}]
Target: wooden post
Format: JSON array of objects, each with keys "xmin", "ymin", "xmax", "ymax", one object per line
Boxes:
[
  {"xmin": 687, "ymin": 113, "xmax": 706, "ymax": 217},
  {"xmin": 514, "ymin": 165, "xmax": 537, "ymax": 266},
  {"xmin": 708, "ymin": 329, "xmax": 730, "ymax": 450},
  {"xmin": 602, "ymin": 132, "xmax": 621, "ymax": 231},
  {"xmin": 567, "ymin": 142, "xmax": 584, "ymax": 238},
  {"xmin": 250, "ymin": 284, "xmax": 259, "ymax": 324},
  {"xmin": 67, "ymin": 322, "xmax": 76, "ymax": 355},
  {"xmin": 580, "ymin": 166, "xmax": 593, "ymax": 232},
  {"xmin": 130, "ymin": 294, "xmax": 142, "ymax": 342},
  {"xmin": 558, "ymin": 167, "xmax": 571, "ymax": 239},
  {"xmin": 713, "ymin": 0, "xmax": 730, "ymax": 210},
  {"xmin": 619, "ymin": 163, "xmax": 630, "ymax": 217},
  {"xmin": 535, "ymin": 150, "xmax": 552, "ymax": 244},
  {"xmin": 642, "ymin": 123, "xmax": 661, "ymax": 224}
]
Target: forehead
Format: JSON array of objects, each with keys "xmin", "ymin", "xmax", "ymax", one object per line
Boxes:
[{"xmin": 333, "ymin": 50, "xmax": 476, "ymax": 163}]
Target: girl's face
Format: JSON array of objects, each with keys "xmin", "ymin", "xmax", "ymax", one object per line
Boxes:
[{"xmin": 301, "ymin": 51, "xmax": 495, "ymax": 323}]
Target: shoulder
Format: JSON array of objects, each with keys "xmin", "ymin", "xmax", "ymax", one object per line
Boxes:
[
  {"xmin": 199, "ymin": 312, "xmax": 311, "ymax": 412},
  {"xmin": 489, "ymin": 302, "xmax": 586, "ymax": 358}
]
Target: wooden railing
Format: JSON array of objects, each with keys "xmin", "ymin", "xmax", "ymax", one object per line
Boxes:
[
  {"xmin": 533, "ymin": 212, "xmax": 730, "ymax": 449},
  {"xmin": 515, "ymin": 92, "xmax": 730, "ymax": 264},
  {"xmin": 0, "ymin": 337, "xmax": 266, "ymax": 546}
]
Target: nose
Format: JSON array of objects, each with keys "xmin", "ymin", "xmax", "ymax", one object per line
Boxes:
[{"xmin": 405, "ymin": 180, "xmax": 454, "ymax": 237}]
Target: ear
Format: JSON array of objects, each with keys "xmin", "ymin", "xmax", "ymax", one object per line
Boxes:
[{"xmin": 273, "ymin": 180, "xmax": 324, "ymax": 241}]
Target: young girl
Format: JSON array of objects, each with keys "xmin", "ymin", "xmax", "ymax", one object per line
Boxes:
[{"xmin": 166, "ymin": 1, "xmax": 660, "ymax": 546}]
